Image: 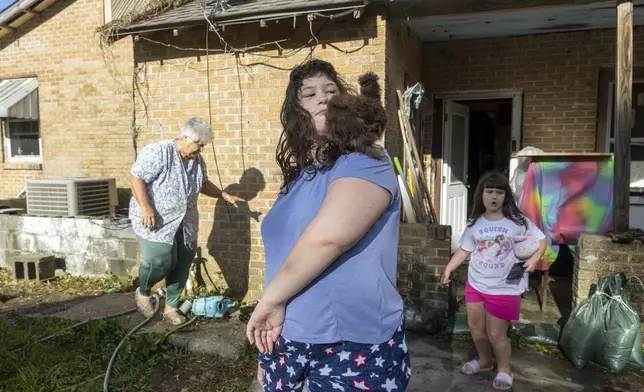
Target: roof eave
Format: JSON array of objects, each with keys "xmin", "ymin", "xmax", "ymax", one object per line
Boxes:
[
  {"xmin": 117, "ymin": 1, "xmax": 368, "ymax": 37},
  {"xmin": 0, "ymin": 0, "xmax": 61, "ymax": 39}
]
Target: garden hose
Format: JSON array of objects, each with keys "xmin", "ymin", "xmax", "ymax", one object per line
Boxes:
[
  {"xmin": 103, "ymin": 294, "xmax": 160, "ymax": 392},
  {"xmin": 102, "ymin": 296, "xmax": 201, "ymax": 392},
  {"xmin": 154, "ymin": 314, "xmax": 198, "ymax": 346},
  {"xmin": 11, "ymin": 307, "xmax": 137, "ymax": 353}
]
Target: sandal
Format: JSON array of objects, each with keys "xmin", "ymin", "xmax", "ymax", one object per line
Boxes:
[
  {"xmin": 135, "ymin": 289, "xmax": 157, "ymax": 318},
  {"xmin": 163, "ymin": 308, "xmax": 187, "ymax": 325},
  {"xmin": 493, "ymin": 372, "xmax": 514, "ymax": 390},
  {"xmin": 461, "ymin": 359, "xmax": 493, "ymax": 375}
]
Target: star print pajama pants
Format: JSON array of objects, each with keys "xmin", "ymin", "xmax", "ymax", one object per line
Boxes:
[{"xmin": 258, "ymin": 325, "xmax": 410, "ymax": 392}]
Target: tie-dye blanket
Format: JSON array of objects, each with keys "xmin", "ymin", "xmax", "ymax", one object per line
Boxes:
[{"xmin": 518, "ymin": 157, "xmax": 614, "ymax": 270}]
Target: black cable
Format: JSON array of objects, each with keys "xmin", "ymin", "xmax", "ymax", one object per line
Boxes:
[{"xmin": 205, "ymin": 24, "xmax": 233, "ymax": 223}]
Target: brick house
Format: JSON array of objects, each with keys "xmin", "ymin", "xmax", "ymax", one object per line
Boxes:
[
  {"xmin": 0, "ymin": 0, "xmax": 147, "ymax": 198},
  {"xmin": 2, "ymin": 0, "xmax": 642, "ymax": 308}
]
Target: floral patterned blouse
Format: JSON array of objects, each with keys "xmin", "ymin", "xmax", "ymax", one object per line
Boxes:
[{"xmin": 129, "ymin": 139, "xmax": 206, "ymax": 248}]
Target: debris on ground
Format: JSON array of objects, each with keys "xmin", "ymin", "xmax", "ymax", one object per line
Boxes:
[
  {"xmin": 0, "ymin": 312, "xmax": 257, "ymax": 392},
  {"xmin": 512, "ymin": 322, "xmax": 561, "ymax": 346},
  {"xmin": 0, "ymin": 268, "xmax": 133, "ymax": 312}
]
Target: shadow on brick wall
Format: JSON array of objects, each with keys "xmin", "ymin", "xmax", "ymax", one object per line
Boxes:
[{"xmin": 207, "ymin": 167, "xmax": 265, "ymax": 300}]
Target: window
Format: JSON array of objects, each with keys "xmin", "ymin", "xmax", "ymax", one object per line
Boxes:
[
  {"xmin": 602, "ymin": 80, "xmax": 644, "ymax": 186},
  {"xmin": 0, "ymin": 78, "xmax": 41, "ymax": 163},
  {"xmin": 3, "ymin": 119, "xmax": 41, "ymax": 162}
]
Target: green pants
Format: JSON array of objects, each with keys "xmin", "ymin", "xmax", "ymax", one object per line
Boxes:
[{"xmin": 138, "ymin": 228, "xmax": 196, "ymax": 307}]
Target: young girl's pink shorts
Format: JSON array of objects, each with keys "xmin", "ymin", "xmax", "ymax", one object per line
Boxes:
[{"xmin": 465, "ymin": 281, "xmax": 521, "ymax": 321}]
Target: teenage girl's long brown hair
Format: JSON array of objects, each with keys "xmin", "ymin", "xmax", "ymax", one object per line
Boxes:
[{"xmin": 468, "ymin": 171, "xmax": 527, "ymax": 229}]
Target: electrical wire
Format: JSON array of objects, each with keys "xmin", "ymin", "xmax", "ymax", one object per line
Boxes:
[{"xmin": 205, "ymin": 22, "xmax": 233, "ymax": 223}]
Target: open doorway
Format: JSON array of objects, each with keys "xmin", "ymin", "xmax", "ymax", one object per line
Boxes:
[
  {"xmin": 460, "ymin": 99, "xmax": 513, "ymax": 215},
  {"xmin": 436, "ymin": 90, "xmax": 523, "ymax": 238}
]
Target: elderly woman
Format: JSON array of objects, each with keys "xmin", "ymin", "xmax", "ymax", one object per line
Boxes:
[
  {"xmin": 129, "ymin": 117, "xmax": 240, "ymax": 325},
  {"xmin": 246, "ymin": 60, "xmax": 410, "ymax": 391}
]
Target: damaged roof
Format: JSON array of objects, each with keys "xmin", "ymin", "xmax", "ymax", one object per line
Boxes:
[
  {"xmin": 0, "ymin": 0, "xmax": 60, "ymax": 39},
  {"xmin": 119, "ymin": 0, "xmax": 367, "ymax": 35}
]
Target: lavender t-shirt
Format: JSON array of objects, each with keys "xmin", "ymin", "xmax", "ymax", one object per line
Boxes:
[
  {"xmin": 261, "ymin": 152, "xmax": 403, "ymax": 345},
  {"xmin": 460, "ymin": 216, "xmax": 545, "ymax": 296}
]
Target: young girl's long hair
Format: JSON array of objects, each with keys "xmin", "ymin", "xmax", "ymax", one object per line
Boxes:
[{"xmin": 468, "ymin": 171, "xmax": 527, "ymax": 229}]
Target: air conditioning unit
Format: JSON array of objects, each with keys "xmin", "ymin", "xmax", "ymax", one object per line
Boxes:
[{"xmin": 25, "ymin": 178, "xmax": 117, "ymax": 217}]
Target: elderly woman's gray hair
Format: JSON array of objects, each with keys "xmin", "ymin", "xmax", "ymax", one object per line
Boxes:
[{"xmin": 179, "ymin": 117, "xmax": 214, "ymax": 144}]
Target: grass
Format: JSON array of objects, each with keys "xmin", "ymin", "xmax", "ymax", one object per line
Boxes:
[
  {"xmin": 0, "ymin": 314, "xmax": 257, "ymax": 392},
  {"xmin": 0, "ymin": 268, "xmax": 257, "ymax": 392},
  {"xmin": 0, "ymin": 315, "xmax": 175, "ymax": 392}
]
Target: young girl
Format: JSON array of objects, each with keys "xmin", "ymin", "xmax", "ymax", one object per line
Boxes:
[{"xmin": 441, "ymin": 172, "xmax": 546, "ymax": 391}]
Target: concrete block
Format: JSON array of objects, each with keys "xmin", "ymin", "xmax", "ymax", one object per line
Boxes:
[
  {"xmin": 72, "ymin": 217, "xmax": 106, "ymax": 238},
  {"xmin": 63, "ymin": 255, "xmax": 86, "ymax": 275},
  {"xmin": 107, "ymin": 222, "xmax": 136, "ymax": 239},
  {"xmin": 21, "ymin": 216, "xmax": 54, "ymax": 236},
  {"xmin": 58, "ymin": 218, "xmax": 79, "ymax": 237},
  {"xmin": 60, "ymin": 236, "xmax": 90, "ymax": 255},
  {"xmin": 15, "ymin": 234, "xmax": 38, "ymax": 252},
  {"xmin": 120, "ymin": 240, "xmax": 139, "ymax": 260},
  {"xmin": 107, "ymin": 258, "xmax": 136, "ymax": 277},
  {"xmin": 83, "ymin": 257, "xmax": 109, "ymax": 276},
  {"xmin": 10, "ymin": 254, "xmax": 57, "ymax": 281},
  {"xmin": 0, "ymin": 215, "xmax": 22, "ymax": 231},
  {"xmin": 36, "ymin": 235, "xmax": 62, "ymax": 253},
  {"xmin": 89, "ymin": 238, "xmax": 119, "ymax": 258},
  {"xmin": 0, "ymin": 231, "xmax": 7, "ymax": 250}
]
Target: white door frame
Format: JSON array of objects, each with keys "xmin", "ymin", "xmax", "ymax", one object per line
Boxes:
[
  {"xmin": 440, "ymin": 101, "xmax": 470, "ymax": 232},
  {"xmin": 435, "ymin": 89, "xmax": 524, "ymax": 227},
  {"xmin": 436, "ymin": 89, "xmax": 524, "ymax": 154}
]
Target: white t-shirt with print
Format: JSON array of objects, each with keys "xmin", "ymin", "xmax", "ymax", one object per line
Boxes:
[{"xmin": 459, "ymin": 216, "xmax": 546, "ymax": 296}]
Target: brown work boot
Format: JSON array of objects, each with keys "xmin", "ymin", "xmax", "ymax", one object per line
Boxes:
[
  {"xmin": 135, "ymin": 288, "xmax": 157, "ymax": 318},
  {"xmin": 163, "ymin": 308, "xmax": 186, "ymax": 325}
]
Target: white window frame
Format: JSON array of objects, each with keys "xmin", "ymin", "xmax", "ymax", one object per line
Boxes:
[
  {"xmin": 604, "ymin": 79, "xmax": 644, "ymax": 151},
  {"xmin": 3, "ymin": 118, "xmax": 42, "ymax": 163}
]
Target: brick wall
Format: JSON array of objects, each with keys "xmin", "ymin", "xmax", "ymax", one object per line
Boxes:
[
  {"xmin": 574, "ymin": 234, "xmax": 644, "ymax": 316},
  {"xmin": 384, "ymin": 19, "xmax": 422, "ymax": 162},
  {"xmin": 132, "ymin": 16, "xmax": 393, "ymax": 300},
  {"xmin": 397, "ymin": 223, "xmax": 452, "ymax": 312},
  {"xmin": 0, "ymin": 0, "xmax": 134, "ymax": 198},
  {"xmin": 423, "ymin": 27, "xmax": 644, "ymax": 152}
]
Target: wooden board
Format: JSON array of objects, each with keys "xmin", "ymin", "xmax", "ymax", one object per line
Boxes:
[
  {"xmin": 614, "ymin": 0, "xmax": 634, "ymax": 234},
  {"xmin": 397, "ymin": 175, "xmax": 416, "ymax": 223},
  {"xmin": 513, "ymin": 152, "xmax": 613, "ymax": 157},
  {"xmin": 397, "ymin": 91, "xmax": 438, "ymax": 223}
]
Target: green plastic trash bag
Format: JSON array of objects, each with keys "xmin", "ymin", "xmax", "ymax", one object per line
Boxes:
[
  {"xmin": 512, "ymin": 323, "xmax": 561, "ymax": 346},
  {"xmin": 594, "ymin": 273, "xmax": 643, "ymax": 373},
  {"xmin": 560, "ymin": 276, "xmax": 609, "ymax": 369},
  {"xmin": 403, "ymin": 302, "xmax": 442, "ymax": 334},
  {"xmin": 629, "ymin": 324, "xmax": 644, "ymax": 368}
]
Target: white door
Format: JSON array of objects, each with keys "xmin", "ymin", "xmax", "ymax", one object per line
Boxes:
[{"xmin": 441, "ymin": 100, "xmax": 470, "ymax": 239}]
